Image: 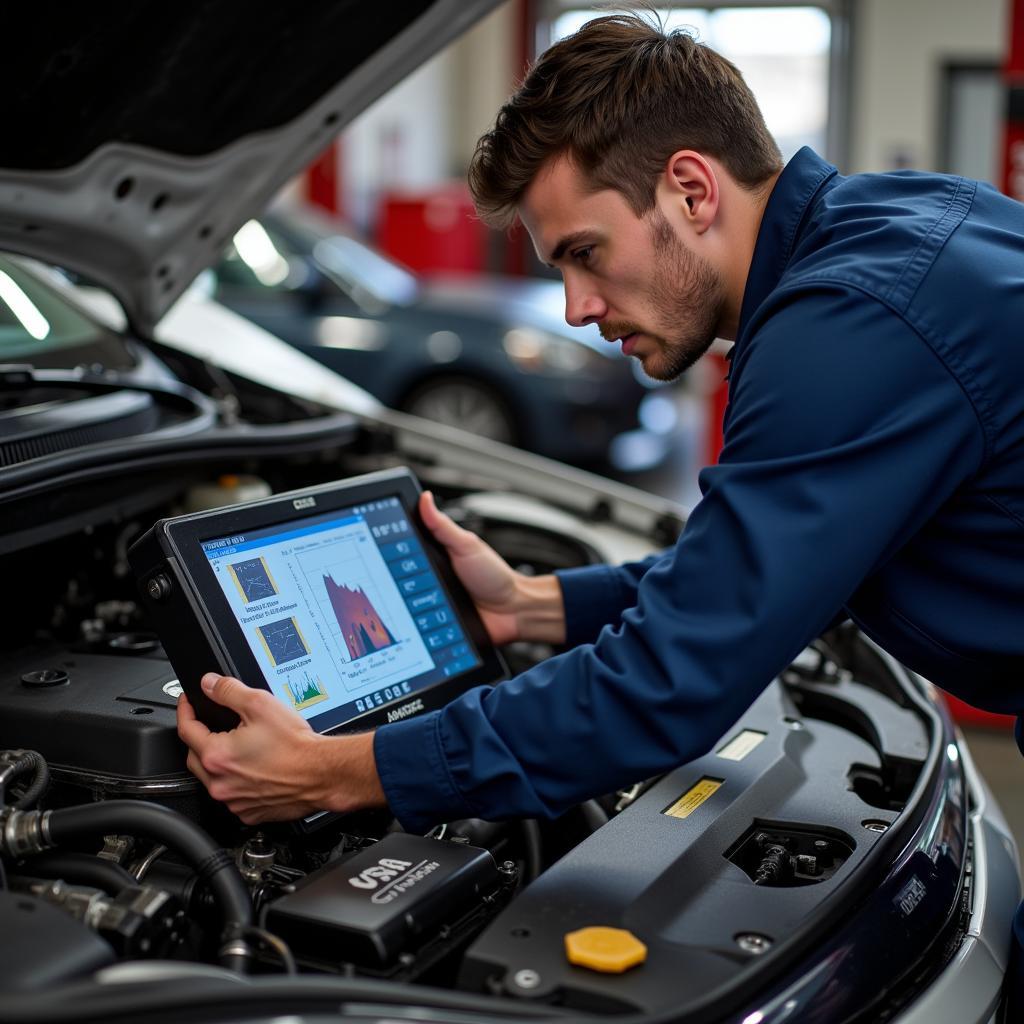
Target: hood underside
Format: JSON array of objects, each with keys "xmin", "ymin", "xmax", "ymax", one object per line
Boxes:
[{"xmin": 0, "ymin": 1, "xmax": 500, "ymax": 335}]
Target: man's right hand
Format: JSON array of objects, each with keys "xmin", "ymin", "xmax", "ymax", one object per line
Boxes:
[{"xmin": 419, "ymin": 491, "xmax": 566, "ymax": 646}]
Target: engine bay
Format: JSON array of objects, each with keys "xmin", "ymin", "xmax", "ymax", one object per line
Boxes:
[
  {"xmin": 0, "ymin": 454, "xmax": 645, "ymax": 993},
  {"xmin": 0, "ymin": 345, "xmax": 973, "ymax": 1024}
]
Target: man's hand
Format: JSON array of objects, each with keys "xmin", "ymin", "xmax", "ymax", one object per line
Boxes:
[
  {"xmin": 177, "ymin": 673, "xmax": 386, "ymax": 825},
  {"xmin": 419, "ymin": 491, "xmax": 567, "ymax": 645}
]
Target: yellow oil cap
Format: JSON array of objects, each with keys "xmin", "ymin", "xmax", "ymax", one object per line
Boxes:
[{"xmin": 564, "ymin": 926, "xmax": 647, "ymax": 973}]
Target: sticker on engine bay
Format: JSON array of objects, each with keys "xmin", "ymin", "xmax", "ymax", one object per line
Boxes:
[
  {"xmin": 717, "ymin": 729, "xmax": 766, "ymax": 761},
  {"xmin": 662, "ymin": 777, "xmax": 723, "ymax": 819}
]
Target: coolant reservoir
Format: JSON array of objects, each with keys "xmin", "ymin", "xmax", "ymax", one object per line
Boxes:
[{"xmin": 183, "ymin": 474, "xmax": 272, "ymax": 512}]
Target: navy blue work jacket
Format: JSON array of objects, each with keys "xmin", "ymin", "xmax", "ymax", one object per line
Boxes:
[{"xmin": 374, "ymin": 147, "xmax": 1024, "ymax": 832}]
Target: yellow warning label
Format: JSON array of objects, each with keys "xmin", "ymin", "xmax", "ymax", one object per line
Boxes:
[
  {"xmin": 717, "ymin": 729, "xmax": 767, "ymax": 762},
  {"xmin": 663, "ymin": 777, "xmax": 723, "ymax": 819}
]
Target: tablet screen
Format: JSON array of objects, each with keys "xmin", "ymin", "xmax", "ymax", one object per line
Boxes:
[{"xmin": 199, "ymin": 494, "xmax": 481, "ymax": 733}]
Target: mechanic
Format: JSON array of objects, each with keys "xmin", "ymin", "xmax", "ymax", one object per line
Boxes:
[{"xmin": 177, "ymin": 12, "xmax": 1024, "ymax": 1005}]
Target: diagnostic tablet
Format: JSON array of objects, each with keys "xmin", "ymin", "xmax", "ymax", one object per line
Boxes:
[{"xmin": 129, "ymin": 468, "xmax": 505, "ymax": 733}]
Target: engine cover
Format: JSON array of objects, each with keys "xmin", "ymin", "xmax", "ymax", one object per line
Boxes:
[
  {"xmin": 0, "ymin": 892, "xmax": 115, "ymax": 990},
  {"xmin": 265, "ymin": 832, "xmax": 504, "ymax": 970},
  {"xmin": 0, "ymin": 643, "xmax": 190, "ymax": 795}
]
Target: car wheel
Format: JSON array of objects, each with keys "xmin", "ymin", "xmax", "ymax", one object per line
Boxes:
[{"xmin": 401, "ymin": 377, "xmax": 519, "ymax": 445}]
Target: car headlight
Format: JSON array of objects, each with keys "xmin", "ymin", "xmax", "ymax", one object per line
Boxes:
[{"xmin": 502, "ymin": 327, "xmax": 607, "ymax": 375}]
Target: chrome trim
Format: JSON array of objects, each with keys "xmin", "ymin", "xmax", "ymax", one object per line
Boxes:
[
  {"xmin": 217, "ymin": 940, "xmax": 252, "ymax": 961},
  {"xmin": 50, "ymin": 768, "xmax": 198, "ymax": 795},
  {"xmin": 39, "ymin": 808, "xmax": 53, "ymax": 849},
  {"xmin": 0, "ymin": 808, "xmax": 53, "ymax": 857},
  {"xmin": 891, "ymin": 730, "xmax": 1020, "ymax": 1023}
]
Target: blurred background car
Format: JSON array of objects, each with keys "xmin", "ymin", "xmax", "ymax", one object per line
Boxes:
[{"xmin": 209, "ymin": 205, "xmax": 677, "ymax": 469}]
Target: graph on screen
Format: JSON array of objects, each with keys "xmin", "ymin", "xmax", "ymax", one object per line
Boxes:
[
  {"xmin": 228, "ymin": 556, "xmax": 278, "ymax": 603},
  {"xmin": 323, "ymin": 576, "xmax": 395, "ymax": 659},
  {"xmin": 283, "ymin": 670, "xmax": 328, "ymax": 710},
  {"xmin": 257, "ymin": 617, "xmax": 309, "ymax": 666},
  {"xmin": 291, "ymin": 518, "xmax": 434, "ymax": 691}
]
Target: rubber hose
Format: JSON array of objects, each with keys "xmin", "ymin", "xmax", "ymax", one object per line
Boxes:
[
  {"xmin": 519, "ymin": 819, "xmax": 543, "ymax": 882},
  {"xmin": 580, "ymin": 799, "xmax": 610, "ymax": 832},
  {"xmin": 46, "ymin": 800, "xmax": 252, "ymax": 969},
  {"xmin": 3, "ymin": 750, "xmax": 49, "ymax": 809},
  {"xmin": 19, "ymin": 851, "xmax": 135, "ymax": 895}
]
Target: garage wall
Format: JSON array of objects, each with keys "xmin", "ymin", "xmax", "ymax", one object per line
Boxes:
[
  {"xmin": 341, "ymin": 52, "xmax": 453, "ymax": 230},
  {"xmin": 336, "ymin": 0, "xmax": 1013, "ymax": 226},
  {"xmin": 849, "ymin": 0, "xmax": 1007, "ymax": 172},
  {"xmin": 450, "ymin": 2, "xmax": 518, "ymax": 171},
  {"xmin": 338, "ymin": 2, "xmax": 516, "ymax": 232}
]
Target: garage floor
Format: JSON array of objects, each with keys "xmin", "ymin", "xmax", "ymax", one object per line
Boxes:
[
  {"xmin": 962, "ymin": 727, "xmax": 1024, "ymax": 856},
  {"xmin": 616, "ymin": 384, "xmax": 1024, "ymax": 865}
]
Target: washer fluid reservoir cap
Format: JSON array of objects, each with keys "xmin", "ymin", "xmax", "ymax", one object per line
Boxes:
[
  {"xmin": 184, "ymin": 474, "xmax": 272, "ymax": 513},
  {"xmin": 565, "ymin": 926, "xmax": 647, "ymax": 973},
  {"xmin": 21, "ymin": 669, "xmax": 69, "ymax": 688}
]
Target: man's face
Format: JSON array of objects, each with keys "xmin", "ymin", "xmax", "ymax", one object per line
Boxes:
[{"xmin": 519, "ymin": 155, "xmax": 726, "ymax": 381}]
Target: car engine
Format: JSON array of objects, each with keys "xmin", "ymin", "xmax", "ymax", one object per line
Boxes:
[{"xmin": 0, "ymin": 328, "xmax": 988, "ymax": 1024}]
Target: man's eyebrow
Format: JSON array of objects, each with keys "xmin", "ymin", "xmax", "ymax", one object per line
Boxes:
[{"xmin": 548, "ymin": 230, "xmax": 594, "ymax": 265}]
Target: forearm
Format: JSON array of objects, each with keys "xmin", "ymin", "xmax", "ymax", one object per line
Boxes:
[
  {"xmin": 513, "ymin": 573, "xmax": 566, "ymax": 645},
  {"xmin": 315, "ymin": 731, "xmax": 388, "ymax": 815}
]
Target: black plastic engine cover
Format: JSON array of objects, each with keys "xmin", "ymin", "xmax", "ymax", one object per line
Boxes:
[
  {"xmin": 0, "ymin": 892, "xmax": 115, "ymax": 990},
  {"xmin": 459, "ymin": 677, "xmax": 931, "ymax": 1016},
  {"xmin": 265, "ymin": 832, "xmax": 501, "ymax": 969},
  {"xmin": 0, "ymin": 644, "xmax": 188, "ymax": 788}
]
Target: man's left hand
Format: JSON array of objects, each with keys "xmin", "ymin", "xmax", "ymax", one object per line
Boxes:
[{"xmin": 177, "ymin": 673, "xmax": 385, "ymax": 825}]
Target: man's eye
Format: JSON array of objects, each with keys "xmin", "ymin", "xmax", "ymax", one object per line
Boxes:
[{"xmin": 572, "ymin": 246, "xmax": 594, "ymax": 265}]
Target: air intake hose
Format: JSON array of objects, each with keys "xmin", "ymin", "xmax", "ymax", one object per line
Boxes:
[{"xmin": 6, "ymin": 800, "xmax": 252, "ymax": 971}]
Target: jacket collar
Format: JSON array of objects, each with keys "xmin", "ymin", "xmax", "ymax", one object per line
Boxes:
[{"xmin": 735, "ymin": 147, "xmax": 838, "ymax": 341}]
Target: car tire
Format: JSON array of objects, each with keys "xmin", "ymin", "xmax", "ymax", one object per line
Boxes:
[{"xmin": 401, "ymin": 376, "xmax": 520, "ymax": 446}]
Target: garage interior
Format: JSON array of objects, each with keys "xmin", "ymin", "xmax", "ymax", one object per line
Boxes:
[
  {"xmin": 303, "ymin": 0, "xmax": 1024, "ymax": 850},
  {"xmin": 1, "ymin": 1, "xmax": 1023, "ymax": 1020}
]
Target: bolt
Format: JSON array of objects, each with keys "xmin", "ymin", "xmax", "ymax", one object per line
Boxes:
[
  {"xmin": 500, "ymin": 860, "xmax": 517, "ymax": 876},
  {"xmin": 513, "ymin": 969, "xmax": 541, "ymax": 990},
  {"xmin": 146, "ymin": 575, "xmax": 172, "ymax": 601},
  {"xmin": 796, "ymin": 854, "xmax": 821, "ymax": 876},
  {"xmin": 736, "ymin": 933, "xmax": 773, "ymax": 955}
]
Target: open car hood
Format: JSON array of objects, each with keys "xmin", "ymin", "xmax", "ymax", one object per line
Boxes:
[{"xmin": 0, "ymin": 1, "xmax": 500, "ymax": 335}]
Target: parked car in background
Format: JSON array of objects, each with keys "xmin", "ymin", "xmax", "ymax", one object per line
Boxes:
[{"xmin": 210, "ymin": 206, "xmax": 676, "ymax": 469}]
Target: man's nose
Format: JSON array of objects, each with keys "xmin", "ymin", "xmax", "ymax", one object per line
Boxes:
[{"xmin": 564, "ymin": 279, "xmax": 606, "ymax": 328}]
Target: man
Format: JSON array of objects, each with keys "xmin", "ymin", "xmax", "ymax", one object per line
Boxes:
[{"xmin": 178, "ymin": 10, "xmax": 1024, "ymax": 997}]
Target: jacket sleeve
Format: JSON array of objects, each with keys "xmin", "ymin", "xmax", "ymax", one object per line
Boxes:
[
  {"xmin": 555, "ymin": 555, "xmax": 663, "ymax": 648},
  {"xmin": 374, "ymin": 287, "xmax": 985, "ymax": 831}
]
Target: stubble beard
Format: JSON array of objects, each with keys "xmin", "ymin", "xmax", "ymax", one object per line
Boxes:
[{"xmin": 603, "ymin": 210, "xmax": 726, "ymax": 383}]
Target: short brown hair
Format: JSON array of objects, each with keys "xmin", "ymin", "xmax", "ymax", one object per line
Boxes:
[{"xmin": 469, "ymin": 11, "xmax": 783, "ymax": 228}]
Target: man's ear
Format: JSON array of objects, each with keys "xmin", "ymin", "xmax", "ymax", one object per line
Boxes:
[{"xmin": 662, "ymin": 151, "xmax": 719, "ymax": 233}]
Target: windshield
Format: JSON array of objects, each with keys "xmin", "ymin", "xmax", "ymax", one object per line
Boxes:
[
  {"xmin": 275, "ymin": 208, "xmax": 420, "ymax": 308},
  {"xmin": 0, "ymin": 257, "xmax": 136, "ymax": 370},
  {"xmin": 312, "ymin": 234, "xmax": 419, "ymax": 307}
]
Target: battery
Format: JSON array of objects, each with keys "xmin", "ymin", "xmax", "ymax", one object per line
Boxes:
[{"xmin": 264, "ymin": 832, "xmax": 501, "ymax": 969}]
